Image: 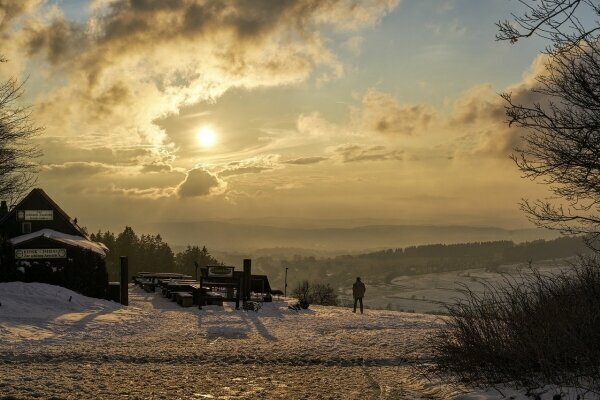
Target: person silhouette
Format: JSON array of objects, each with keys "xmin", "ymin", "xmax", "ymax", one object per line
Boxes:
[{"xmin": 352, "ymin": 277, "xmax": 366, "ymax": 314}]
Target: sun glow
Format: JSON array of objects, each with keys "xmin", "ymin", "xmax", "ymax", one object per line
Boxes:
[{"xmin": 196, "ymin": 126, "xmax": 217, "ymax": 147}]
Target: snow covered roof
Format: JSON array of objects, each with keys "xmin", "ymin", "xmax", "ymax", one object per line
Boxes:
[{"xmin": 8, "ymin": 229, "xmax": 108, "ymax": 256}]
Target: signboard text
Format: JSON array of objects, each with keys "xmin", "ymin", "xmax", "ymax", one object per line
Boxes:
[
  {"xmin": 207, "ymin": 266, "xmax": 234, "ymax": 278},
  {"xmin": 17, "ymin": 210, "xmax": 54, "ymax": 221},
  {"xmin": 15, "ymin": 248, "xmax": 67, "ymax": 259}
]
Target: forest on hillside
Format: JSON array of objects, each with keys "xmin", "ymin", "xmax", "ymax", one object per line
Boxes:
[
  {"xmin": 90, "ymin": 227, "xmax": 221, "ymax": 281},
  {"xmin": 253, "ymin": 236, "xmax": 593, "ymax": 290},
  {"xmin": 89, "ymin": 226, "xmax": 591, "ymax": 290}
]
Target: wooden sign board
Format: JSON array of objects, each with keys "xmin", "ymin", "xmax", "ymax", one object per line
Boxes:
[
  {"xmin": 16, "ymin": 210, "xmax": 54, "ymax": 221},
  {"xmin": 15, "ymin": 248, "xmax": 67, "ymax": 259},
  {"xmin": 207, "ymin": 266, "xmax": 234, "ymax": 278}
]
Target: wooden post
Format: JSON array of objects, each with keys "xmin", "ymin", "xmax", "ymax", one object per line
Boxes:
[
  {"xmin": 243, "ymin": 258, "xmax": 251, "ymax": 301},
  {"xmin": 198, "ymin": 276, "xmax": 203, "ymax": 310},
  {"xmin": 235, "ymin": 280, "xmax": 241, "ymax": 310},
  {"xmin": 120, "ymin": 256, "xmax": 128, "ymax": 306}
]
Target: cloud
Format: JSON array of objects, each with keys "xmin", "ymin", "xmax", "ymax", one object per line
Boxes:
[
  {"xmin": 35, "ymin": 137, "xmax": 160, "ymax": 166},
  {"xmin": 218, "ymin": 154, "xmax": 281, "ymax": 177},
  {"xmin": 296, "ymin": 112, "xmax": 345, "ymax": 137},
  {"xmin": 341, "ymin": 35, "xmax": 365, "ymax": 56},
  {"xmin": 334, "ymin": 143, "xmax": 403, "ymax": 162},
  {"xmin": 0, "ymin": 0, "xmax": 41, "ymax": 26},
  {"xmin": 41, "ymin": 161, "xmax": 113, "ymax": 177},
  {"xmin": 219, "ymin": 166, "xmax": 273, "ymax": 177},
  {"xmin": 447, "ymin": 76, "xmax": 545, "ymax": 157},
  {"xmin": 140, "ymin": 162, "xmax": 172, "ymax": 173},
  {"xmin": 9, "ymin": 0, "xmax": 399, "ymax": 157},
  {"xmin": 177, "ymin": 168, "xmax": 225, "ymax": 197},
  {"xmin": 97, "ymin": 185, "xmax": 175, "ymax": 199},
  {"xmin": 275, "ymin": 182, "xmax": 304, "ymax": 190},
  {"xmin": 284, "ymin": 156, "xmax": 329, "ymax": 165},
  {"xmin": 355, "ymin": 89, "xmax": 435, "ymax": 135}
]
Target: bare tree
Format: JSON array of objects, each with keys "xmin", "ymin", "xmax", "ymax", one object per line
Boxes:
[
  {"xmin": 497, "ymin": 1, "xmax": 600, "ymax": 247},
  {"xmin": 0, "ymin": 57, "xmax": 41, "ymax": 205}
]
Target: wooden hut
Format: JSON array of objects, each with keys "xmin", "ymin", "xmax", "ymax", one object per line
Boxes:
[{"xmin": 0, "ymin": 188, "xmax": 108, "ymax": 298}]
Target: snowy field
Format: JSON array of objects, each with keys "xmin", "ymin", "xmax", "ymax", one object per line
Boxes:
[{"xmin": 0, "ymin": 282, "xmax": 593, "ymax": 399}]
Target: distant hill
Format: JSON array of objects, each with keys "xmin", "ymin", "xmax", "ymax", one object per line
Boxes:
[{"xmin": 137, "ymin": 220, "xmax": 559, "ymax": 253}]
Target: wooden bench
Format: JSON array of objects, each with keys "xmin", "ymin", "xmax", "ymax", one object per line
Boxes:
[
  {"xmin": 170, "ymin": 291, "xmax": 183, "ymax": 302},
  {"xmin": 176, "ymin": 293, "xmax": 194, "ymax": 307}
]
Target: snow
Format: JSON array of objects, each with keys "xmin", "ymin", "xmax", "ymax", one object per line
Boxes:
[
  {"xmin": 0, "ymin": 282, "xmax": 596, "ymax": 399},
  {"xmin": 8, "ymin": 228, "xmax": 108, "ymax": 256}
]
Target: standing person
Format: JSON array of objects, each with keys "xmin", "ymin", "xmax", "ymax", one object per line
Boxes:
[{"xmin": 352, "ymin": 277, "xmax": 366, "ymax": 314}]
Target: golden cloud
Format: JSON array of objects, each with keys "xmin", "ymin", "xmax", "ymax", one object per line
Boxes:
[
  {"xmin": 4, "ymin": 0, "xmax": 399, "ymax": 157},
  {"xmin": 356, "ymin": 89, "xmax": 435, "ymax": 135}
]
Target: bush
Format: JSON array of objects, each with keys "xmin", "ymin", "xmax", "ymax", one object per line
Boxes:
[
  {"xmin": 291, "ymin": 280, "xmax": 310, "ymax": 302},
  {"xmin": 310, "ymin": 282, "xmax": 339, "ymax": 306},
  {"xmin": 428, "ymin": 257, "xmax": 600, "ymax": 395},
  {"xmin": 291, "ymin": 280, "xmax": 339, "ymax": 306}
]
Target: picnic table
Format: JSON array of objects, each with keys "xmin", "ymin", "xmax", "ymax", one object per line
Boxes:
[{"xmin": 162, "ymin": 281, "xmax": 200, "ymax": 299}]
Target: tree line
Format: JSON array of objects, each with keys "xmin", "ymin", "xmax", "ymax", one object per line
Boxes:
[{"xmin": 90, "ymin": 226, "xmax": 221, "ymax": 281}]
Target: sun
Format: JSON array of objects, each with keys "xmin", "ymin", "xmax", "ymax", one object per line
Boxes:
[{"xmin": 196, "ymin": 126, "xmax": 217, "ymax": 147}]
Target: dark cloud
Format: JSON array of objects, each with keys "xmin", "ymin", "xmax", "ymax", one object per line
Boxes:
[
  {"xmin": 25, "ymin": 0, "xmax": 397, "ymax": 86},
  {"xmin": 0, "ymin": 0, "xmax": 40, "ymax": 27},
  {"xmin": 26, "ymin": 19, "xmax": 85, "ymax": 65},
  {"xmin": 284, "ymin": 156, "xmax": 329, "ymax": 165},
  {"xmin": 177, "ymin": 168, "xmax": 223, "ymax": 197},
  {"xmin": 334, "ymin": 144, "xmax": 403, "ymax": 163}
]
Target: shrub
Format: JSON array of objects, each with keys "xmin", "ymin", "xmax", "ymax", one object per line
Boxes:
[
  {"xmin": 310, "ymin": 282, "xmax": 339, "ymax": 306},
  {"xmin": 291, "ymin": 280, "xmax": 311, "ymax": 302},
  {"xmin": 428, "ymin": 257, "xmax": 600, "ymax": 395},
  {"xmin": 291, "ymin": 280, "xmax": 339, "ymax": 306}
]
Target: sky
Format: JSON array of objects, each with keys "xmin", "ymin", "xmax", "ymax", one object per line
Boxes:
[{"xmin": 0, "ymin": 0, "xmax": 556, "ymax": 230}]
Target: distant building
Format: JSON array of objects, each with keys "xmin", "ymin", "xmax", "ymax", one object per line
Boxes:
[{"xmin": 0, "ymin": 188, "xmax": 108, "ymax": 298}]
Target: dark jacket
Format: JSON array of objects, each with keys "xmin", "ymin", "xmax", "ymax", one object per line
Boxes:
[{"xmin": 352, "ymin": 281, "xmax": 366, "ymax": 298}]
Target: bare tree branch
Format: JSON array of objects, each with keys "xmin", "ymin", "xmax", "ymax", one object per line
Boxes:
[
  {"xmin": 0, "ymin": 55, "xmax": 42, "ymax": 205},
  {"xmin": 499, "ymin": 1, "xmax": 600, "ymax": 243}
]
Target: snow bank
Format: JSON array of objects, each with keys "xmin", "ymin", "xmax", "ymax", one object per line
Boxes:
[{"xmin": 0, "ymin": 282, "xmax": 137, "ymax": 342}]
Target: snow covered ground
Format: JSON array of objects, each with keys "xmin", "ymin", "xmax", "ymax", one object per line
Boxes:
[
  {"xmin": 339, "ymin": 260, "xmax": 573, "ymax": 313},
  {"xmin": 0, "ymin": 282, "xmax": 594, "ymax": 399}
]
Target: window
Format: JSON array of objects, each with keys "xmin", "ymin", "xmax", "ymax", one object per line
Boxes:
[{"xmin": 22, "ymin": 222, "xmax": 31, "ymax": 234}]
